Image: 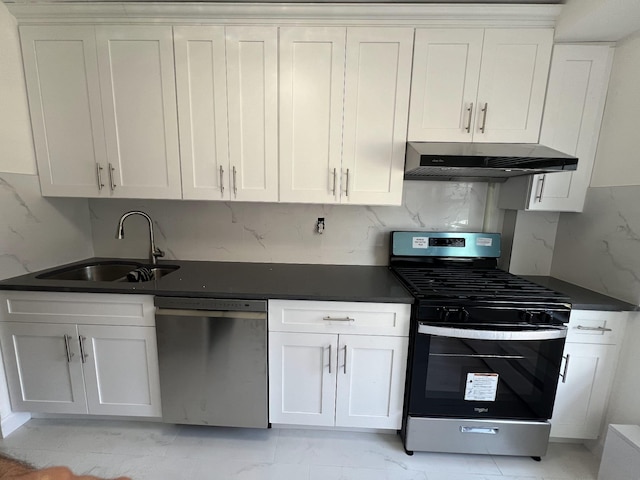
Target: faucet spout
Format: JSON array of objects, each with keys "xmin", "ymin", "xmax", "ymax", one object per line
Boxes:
[{"xmin": 116, "ymin": 211, "xmax": 165, "ymax": 265}]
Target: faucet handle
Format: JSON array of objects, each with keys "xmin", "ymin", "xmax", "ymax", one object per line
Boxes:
[{"xmin": 153, "ymin": 248, "xmax": 165, "ymax": 259}]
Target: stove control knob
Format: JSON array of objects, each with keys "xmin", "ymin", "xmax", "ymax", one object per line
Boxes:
[
  {"xmin": 522, "ymin": 310, "xmax": 535, "ymax": 323},
  {"xmin": 461, "ymin": 308, "xmax": 470, "ymax": 322}
]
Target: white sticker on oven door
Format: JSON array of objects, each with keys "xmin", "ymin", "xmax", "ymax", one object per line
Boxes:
[
  {"xmin": 464, "ymin": 373, "xmax": 499, "ymax": 401},
  {"xmin": 412, "ymin": 237, "xmax": 429, "ymax": 249},
  {"xmin": 476, "ymin": 237, "xmax": 493, "ymax": 247}
]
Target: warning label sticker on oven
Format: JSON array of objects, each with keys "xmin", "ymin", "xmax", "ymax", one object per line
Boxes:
[
  {"xmin": 412, "ymin": 237, "xmax": 429, "ymax": 249},
  {"xmin": 464, "ymin": 373, "xmax": 499, "ymax": 401},
  {"xmin": 476, "ymin": 237, "xmax": 493, "ymax": 247}
]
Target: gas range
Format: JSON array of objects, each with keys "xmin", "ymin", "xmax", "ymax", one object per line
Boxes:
[{"xmin": 390, "ymin": 231, "xmax": 570, "ymax": 459}]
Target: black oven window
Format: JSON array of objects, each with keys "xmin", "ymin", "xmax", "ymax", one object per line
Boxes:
[{"xmin": 409, "ymin": 334, "xmax": 565, "ymax": 420}]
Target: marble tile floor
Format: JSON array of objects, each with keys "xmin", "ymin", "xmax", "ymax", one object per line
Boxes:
[{"xmin": 0, "ymin": 419, "xmax": 600, "ymax": 480}]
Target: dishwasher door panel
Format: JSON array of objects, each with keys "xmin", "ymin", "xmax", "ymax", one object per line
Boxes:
[{"xmin": 155, "ymin": 310, "xmax": 268, "ymax": 428}]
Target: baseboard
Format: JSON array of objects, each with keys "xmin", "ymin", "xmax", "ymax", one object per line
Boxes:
[{"xmin": 0, "ymin": 412, "xmax": 31, "ymax": 438}]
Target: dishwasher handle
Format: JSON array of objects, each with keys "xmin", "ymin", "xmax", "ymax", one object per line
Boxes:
[{"xmin": 155, "ymin": 308, "xmax": 266, "ymax": 320}]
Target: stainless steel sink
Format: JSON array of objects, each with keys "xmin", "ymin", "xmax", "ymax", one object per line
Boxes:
[{"xmin": 37, "ymin": 261, "xmax": 179, "ymax": 282}]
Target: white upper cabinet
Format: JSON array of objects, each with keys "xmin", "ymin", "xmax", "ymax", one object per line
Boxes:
[
  {"xmin": 174, "ymin": 26, "xmax": 230, "ymax": 200},
  {"xmin": 96, "ymin": 26, "xmax": 182, "ymax": 199},
  {"xmin": 498, "ymin": 45, "xmax": 614, "ymax": 212},
  {"xmin": 409, "ymin": 28, "xmax": 553, "ymax": 143},
  {"xmin": 20, "ymin": 26, "xmax": 107, "ymax": 197},
  {"xmin": 279, "ymin": 27, "xmax": 346, "ymax": 204},
  {"xmin": 341, "ymin": 27, "xmax": 413, "ymax": 205},
  {"xmin": 408, "ymin": 29, "xmax": 483, "ymax": 142},
  {"xmin": 280, "ymin": 27, "xmax": 412, "ymax": 206},
  {"xmin": 226, "ymin": 27, "xmax": 279, "ymax": 202},
  {"xmin": 21, "ymin": 25, "xmax": 182, "ymax": 199}
]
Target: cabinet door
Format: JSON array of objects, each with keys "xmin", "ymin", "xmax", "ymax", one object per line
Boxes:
[
  {"xmin": 0, "ymin": 322, "xmax": 87, "ymax": 414},
  {"xmin": 226, "ymin": 26, "xmax": 279, "ymax": 202},
  {"xmin": 408, "ymin": 29, "xmax": 483, "ymax": 142},
  {"xmin": 80, "ymin": 325, "xmax": 161, "ymax": 417},
  {"xmin": 174, "ymin": 26, "xmax": 230, "ymax": 200},
  {"xmin": 550, "ymin": 342, "xmax": 618, "ymax": 439},
  {"xmin": 527, "ymin": 45, "xmax": 614, "ymax": 212},
  {"xmin": 341, "ymin": 27, "xmax": 413, "ymax": 206},
  {"xmin": 279, "ymin": 27, "xmax": 346, "ymax": 204},
  {"xmin": 20, "ymin": 26, "xmax": 107, "ymax": 197},
  {"xmin": 269, "ymin": 332, "xmax": 337, "ymax": 426},
  {"xmin": 96, "ymin": 26, "xmax": 182, "ymax": 199},
  {"xmin": 475, "ymin": 29, "xmax": 553, "ymax": 143},
  {"xmin": 335, "ymin": 334, "xmax": 408, "ymax": 429}
]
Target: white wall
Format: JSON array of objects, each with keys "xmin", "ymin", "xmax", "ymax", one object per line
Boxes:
[
  {"xmin": 590, "ymin": 30, "xmax": 640, "ymax": 187},
  {"xmin": 0, "ymin": 1, "xmax": 36, "ymax": 175}
]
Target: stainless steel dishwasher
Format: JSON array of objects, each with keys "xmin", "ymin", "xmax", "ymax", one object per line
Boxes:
[{"xmin": 154, "ymin": 297, "xmax": 268, "ymax": 428}]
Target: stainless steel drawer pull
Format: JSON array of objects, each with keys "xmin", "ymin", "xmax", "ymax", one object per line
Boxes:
[
  {"xmin": 96, "ymin": 164, "xmax": 105, "ymax": 191},
  {"xmin": 219, "ymin": 165, "xmax": 224, "ymax": 196},
  {"xmin": 465, "ymin": 102, "xmax": 474, "ymax": 133},
  {"xmin": 560, "ymin": 353, "xmax": 570, "ymax": 383},
  {"xmin": 323, "ymin": 316, "xmax": 354, "ymax": 322},
  {"xmin": 108, "ymin": 163, "xmax": 116, "ymax": 190},
  {"xmin": 63, "ymin": 334, "xmax": 74, "ymax": 363},
  {"xmin": 535, "ymin": 175, "xmax": 546, "ymax": 202},
  {"xmin": 460, "ymin": 426, "xmax": 498, "ymax": 435},
  {"xmin": 345, "ymin": 168, "xmax": 350, "ymax": 197},
  {"xmin": 327, "ymin": 344, "xmax": 332, "ymax": 374},
  {"xmin": 331, "ymin": 167, "xmax": 337, "ymax": 195},
  {"xmin": 479, "ymin": 102, "xmax": 488, "ymax": 133},
  {"xmin": 232, "ymin": 166, "xmax": 238, "ymax": 197},
  {"xmin": 79, "ymin": 335, "xmax": 88, "ymax": 363},
  {"xmin": 343, "ymin": 345, "xmax": 347, "ymax": 374},
  {"xmin": 576, "ymin": 325, "xmax": 612, "ymax": 332}
]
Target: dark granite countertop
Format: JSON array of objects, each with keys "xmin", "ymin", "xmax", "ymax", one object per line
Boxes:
[
  {"xmin": 0, "ymin": 257, "xmax": 414, "ymax": 304},
  {"xmin": 520, "ymin": 276, "xmax": 638, "ymax": 312}
]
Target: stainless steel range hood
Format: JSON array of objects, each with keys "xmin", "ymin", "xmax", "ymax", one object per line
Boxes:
[{"xmin": 405, "ymin": 142, "xmax": 578, "ymax": 183}]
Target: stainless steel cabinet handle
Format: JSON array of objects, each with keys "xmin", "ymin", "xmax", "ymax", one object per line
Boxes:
[
  {"xmin": 343, "ymin": 345, "xmax": 347, "ymax": 374},
  {"xmin": 576, "ymin": 325, "xmax": 613, "ymax": 332},
  {"xmin": 535, "ymin": 175, "xmax": 546, "ymax": 202},
  {"xmin": 479, "ymin": 102, "xmax": 488, "ymax": 133},
  {"xmin": 232, "ymin": 166, "xmax": 238, "ymax": 197},
  {"xmin": 79, "ymin": 335, "xmax": 88, "ymax": 363},
  {"xmin": 63, "ymin": 334, "xmax": 74, "ymax": 363},
  {"xmin": 560, "ymin": 353, "xmax": 570, "ymax": 383},
  {"xmin": 219, "ymin": 165, "xmax": 225, "ymax": 196},
  {"xmin": 96, "ymin": 164, "xmax": 105, "ymax": 191},
  {"xmin": 332, "ymin": 168, "xmax": 337, "ymax": 196},
  {"xmin": 465, "ymin": 102, "xmax": 474, "ymax": 133},
  {"xmin": 460, "ymin": 426, "xmax": 499, "ymax": 435},
  {"xmin": 328, "ymin": 344, "xmax": 332, "ymax": 374},
  {"xmin": 344, "ymin": 169, "xmax": 350, "ymax": 197},
  {"xmin": 322, "ymin": 316, "xmax": 355, "ymax": 322},
  {"xmin": 108, "ymin": 163, "xmax": 116, "ymax": 190}
]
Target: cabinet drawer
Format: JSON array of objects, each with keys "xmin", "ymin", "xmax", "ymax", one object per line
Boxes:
[
  {"xmin": 268, "ymin": 300, "xmax": 410, "ymax": 336},
  {"xmin": 0, "ymin": 291, "xmax": 155, "ymax": 327},
  {"xmin": 565, "ymin": 310, "xmax": 628, "ymax": 345}
]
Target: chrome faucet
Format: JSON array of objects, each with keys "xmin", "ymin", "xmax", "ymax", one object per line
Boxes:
[{"xmin": 116, "ymin": 211, "xmax": 165, "ymax": 265}]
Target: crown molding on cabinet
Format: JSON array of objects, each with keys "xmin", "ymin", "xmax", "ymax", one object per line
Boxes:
[{"xmin": 6, "ymin": 2, "xmax": 563, "ymax": 26}]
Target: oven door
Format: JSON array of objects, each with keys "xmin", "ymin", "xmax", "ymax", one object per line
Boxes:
[{"xmin": 408, "ymin": 323, "xmax": 567, "ymax": 421}]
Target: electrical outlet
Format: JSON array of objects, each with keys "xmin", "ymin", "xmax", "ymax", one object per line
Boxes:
[{"xmin": 316, "ymin": 217, "xmax": 325, "ymax": 234}]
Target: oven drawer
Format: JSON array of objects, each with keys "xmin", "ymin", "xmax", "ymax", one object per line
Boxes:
[
  {"xmin": 268, "ymin": 300, "xmax": 410, "ymax": 336},
  {"xmin": 565, "ymin": 310, "xmax": 628, "ymax": 345},
  {"xmin": 405, "ymin": 416, "xmax": 551, "ymax": 457}
]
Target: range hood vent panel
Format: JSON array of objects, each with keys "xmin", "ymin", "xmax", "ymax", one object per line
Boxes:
[{"xmin": 405, "ymin": 142, "xmax": 578, "ymax": 182}]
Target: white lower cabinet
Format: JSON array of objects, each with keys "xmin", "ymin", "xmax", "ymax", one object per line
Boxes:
[
  {"xmin": 550, "ymin": 310, "xmax": 628, "ymax": 439},
  {"xmin": 268, "ymin": 300, "xmax": 410, "ymax": 429},
  {"xmin": 0, "ymin": 292, "xmax": 161, "ymax": 418}
]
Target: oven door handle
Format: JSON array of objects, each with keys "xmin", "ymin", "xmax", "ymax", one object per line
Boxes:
[{"xmin": 418, "ymin": 324, "xmax": 567, "ymax": 341}]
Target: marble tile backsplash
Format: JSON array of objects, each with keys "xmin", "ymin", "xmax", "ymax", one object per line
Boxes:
[
  {"xmin": 0, "ymin": 173, "xmax": 93, "ymax": 280},
  {"xmin": 89, "ymin": 181, "xmax": 489, "ymax": 266},
  {"xmin": 552, "ymin": 185, "xmax": 640, "ymax": 306}
]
